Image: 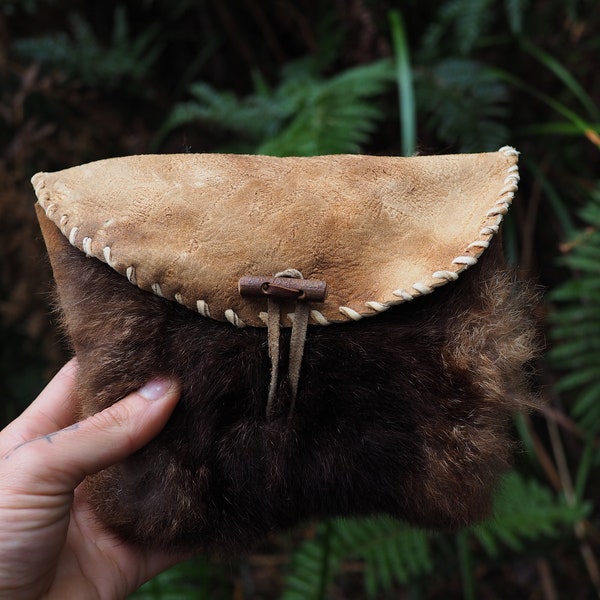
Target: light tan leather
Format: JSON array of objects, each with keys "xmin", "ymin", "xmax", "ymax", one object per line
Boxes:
[{"xmin": 32, "ymin": 147, "xmax": 519, "ymax": 327}]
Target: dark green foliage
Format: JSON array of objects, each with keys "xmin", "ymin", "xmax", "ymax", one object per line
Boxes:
[
  {"xmin": 332, "ymin": 518, "xmax": 432, "ymax": 597},
  {"xmin": 158, "ymin": 58, "xmax": 393, "ymax": 156},
  {"xmin": 282, "ymin": 523, "xmax": 338, "ymax": 600},
  {"xmin": 472, "ymin": 471, "xmax": 588, "ymax": 556},
  {"xmin": 14, "ymin": 6, "xmax": 162, "ymax": 91},
  {"xmin": 129, "ymin": 556, "xmax": 230, "ymax": 600},
  {"xmin": 550, "ymin": 187, "xmax": 600, "ymax": 435},
  {"xmin": 419, "ymin": 0, "xmax": 530, "ymax": 58},
  {"xmin": 415, "ymin": 58, "xmax": 509, "ymax": 151},
  {"xmin": 422, "ymin": 0, "xmax": 495, "ymax": 56},
  {"xmin": 389, "ymin": 10, "xmax": 416, "ymax": 156},
  {"xmin": 279, "ymin": 471, "xmax": 582, "ymax": 600},
  {"xmin": 505, "ymin": 0, "xmax": 530, "ymax": 34},
  {"xmin": 0, "ymin": 0, "xmax": 56, "ymax": 15},
  {"xmin": 282, "ymin": 518, "xmax": 431, "ymax": 599}
]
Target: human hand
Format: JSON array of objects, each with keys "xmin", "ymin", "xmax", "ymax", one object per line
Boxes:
[{"xmin": 0, "ymin": 358, "xmax": 182, "ymax": 600}]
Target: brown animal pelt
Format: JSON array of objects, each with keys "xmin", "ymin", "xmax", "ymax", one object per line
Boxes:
[{"xmin": 38, "ymin": 210, "xmax": 537, "ymax": 555}]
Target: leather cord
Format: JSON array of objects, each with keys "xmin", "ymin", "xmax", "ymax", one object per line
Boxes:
[{"xmin": 265, "ymin": 269, "xmax": 310, "ymax": 420}]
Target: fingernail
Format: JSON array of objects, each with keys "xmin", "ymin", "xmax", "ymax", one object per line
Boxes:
[{"xmin": 138, "ymin": 378, "xmax": 173, "ymax": 401}]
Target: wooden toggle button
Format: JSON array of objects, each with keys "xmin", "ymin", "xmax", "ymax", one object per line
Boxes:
[{"xmin": 239, "ymin": 276, "xmax": 327, "ymax": 302}]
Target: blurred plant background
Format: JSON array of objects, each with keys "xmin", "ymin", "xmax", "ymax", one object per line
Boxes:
[{"xmin": 1, "ymin": 0, "xmax": 599, "ymax": 597}]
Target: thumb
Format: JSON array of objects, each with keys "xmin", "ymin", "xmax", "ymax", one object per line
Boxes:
[{"xmin": 6, "ymin": 377, "xmax": 181, "ymax": 490}]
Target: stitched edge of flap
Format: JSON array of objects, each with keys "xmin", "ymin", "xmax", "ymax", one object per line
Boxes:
[{"xmin": 32, "ymin": 146, "xmax": 519, "ymax": 328}]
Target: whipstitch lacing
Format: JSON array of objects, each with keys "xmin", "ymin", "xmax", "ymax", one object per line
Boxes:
[{"xmin": 34, "ymin": 146, "xmax": 519, "ymax": 328}]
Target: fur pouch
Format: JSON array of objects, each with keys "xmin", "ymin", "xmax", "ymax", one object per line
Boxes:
[{"xmin": 32, "ymin": 146, "xmax": 536, "ymax": 554}]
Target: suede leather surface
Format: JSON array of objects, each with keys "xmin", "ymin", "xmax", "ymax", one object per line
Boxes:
[{"xmin": 32, "ymin": 149, "xmax": 519, "ymax": 327}]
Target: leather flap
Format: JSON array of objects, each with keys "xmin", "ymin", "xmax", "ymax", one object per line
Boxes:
[{"xmin": 32, "ymin": 147, "xmax": 519, "ymax": 327}]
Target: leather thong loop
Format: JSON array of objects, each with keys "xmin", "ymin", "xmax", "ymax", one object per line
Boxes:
[
  {"xmin": 239, "ymin": 270, "xmax": 327, "ymax": 419},
  {"xmin": 266, "ymin": 294, "xmax": 282, "ymax": 418},
  {"xmin": 267, "ymin": 269, "xmax": 304, "ymax": 419},
  {"xmin": 287, "ymin": 300, "xmax": 310, "ymax": 417}
]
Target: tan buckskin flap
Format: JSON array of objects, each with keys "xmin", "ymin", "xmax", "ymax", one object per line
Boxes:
[{"xmin": 32, "ymin": 147, "xmax": 519, "ymax": 327}]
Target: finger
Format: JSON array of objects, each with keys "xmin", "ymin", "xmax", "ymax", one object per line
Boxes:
[
  {"xmin": 0, "ymin": 359, "xmax": 79, "ymax": 453},
  {"xmin": 4, "ymin": 377, "xmax": 181, "ymax": 490}
]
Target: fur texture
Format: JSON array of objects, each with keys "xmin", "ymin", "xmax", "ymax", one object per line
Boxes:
[{"xmin": 45, "ymin": 223, "xmax": 537, "ymax": 555}]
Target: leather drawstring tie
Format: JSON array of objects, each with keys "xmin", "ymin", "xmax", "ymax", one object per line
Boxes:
[{"xmin": 239, "ymin": 271, "xmax": 327, "ymax": 419}]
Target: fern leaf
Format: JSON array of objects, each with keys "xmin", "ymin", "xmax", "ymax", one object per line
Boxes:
[
  {"xmin": 473, "ymin": 471, "xmax": 588, "ymax": 557},
  {"xmin": 561, "ymin": 252, "xmax": 600, "ymax": 273},
  {"xmin": 556, "ymin": 367, "xmax": 600, "ymax": 393},
  {"xmin": 332, "ymin": 516, "xmax": 432, "ymax": 597},
  {"xmin": 283, "ymin": 517, "xmax": 431, "ymax": 600},
  {"xmin": 258, "ymin": 60, "xmax": 393, "ymax": 156},
  {"xmin": 282, "ymin": 523, "xmax": 338, "ymax": 600},
  {"xmin": 14, "ymin": 7, "xmax": 161, "ymax": 90},
  {"xmin": 159, "ymin": 82, "xmax": 286, "ymax": 146},
  {"xmin": 550, "ymin": 185, "xmax": 600, "ymax": 434},
  {"xmin": 571, "ymin": 381, "xmax": 600, "ymax": 430},
  {"xmin": 158, "ymin": 58, "xmax": 392, "ymax": 156},
  {"xmin": 423, "ymin": 0, "xmax": 495, "ymax": 56},
  {"xmin": 415, "ymin": 58, "xmax": 509, "ymax": 151},
  {"xmin": 450, "ymin": 0, "xmax": 495, "ymax": 54},
  {"xmin": 551, "ymin": 277, "xmax": 600, "ymax": 301},
  {"xmin": 550, "ymin": 338, "xmax": 600, "ymax": 363}
]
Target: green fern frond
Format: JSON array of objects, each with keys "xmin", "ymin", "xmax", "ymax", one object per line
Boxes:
[
  {"xmin": 14, "ymin": 6, "xmax": 161, "ymax": 90},
  {"xmin": 556, "ymin": 367, "xmax": 600, "ymax": 394},
  {"xmin": 421, "ymin": 0, "xmax": 496, "ymax": 57},
  {"xmin": 552, "ymin": 278, "xmax": 600, "ymax": 302},
  {"xmin": 570, "ymin": 382, "xmax": 600, "ymax": 427},
  {"xmin": 161, "ymin": 82, "xmax": 288, "ymax": 145},
  {"xmin": 283, "ymin": 517, "xmax": 431, "ymax": 599},
  {"xmin": 157, "ymin": 59, "xmax": 393, "ymax": 156},
  {"xmin": 332, "ymin": 517, "xmax": 431, "ymax": 597},
  {"xmin": 260, "ymin": 60, "xmax": 392, "ymax": 156},
  {"xmin": 282, "ymin": 522, "xmax": 338, "ymax": 600},
  {"xmin": 550, "ymin": 185, "xmax": 600, "ymax": 434},
  {"xmin": 421, "ymin": 0, "xmax": 531, "ymax": 57},
  {"xmin": 415, "ymin": 58, "xmax": 509, "ymax": 151},
  {"xmin": 442, "ymin": 0, "xmax": 495, "ymax": 54},
  {"xmin": 472, "ymin": 471, "xmax": 588, "ymax": 557}
]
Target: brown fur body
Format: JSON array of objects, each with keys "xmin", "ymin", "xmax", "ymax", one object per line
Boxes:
[{"xmin": 42, "ymin": 218, "xmax": 536, "ymax": 555}]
